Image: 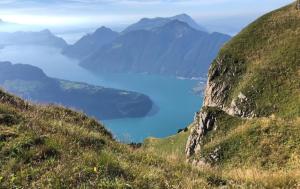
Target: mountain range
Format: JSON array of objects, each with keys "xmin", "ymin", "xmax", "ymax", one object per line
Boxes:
[
  {"xmin": 0, "ymin": 29, "xmax": 67, "ymax": 48},
  {"xmin": 0, "ymin": 2, "xmax": 299, "ymax": 188},
  {"xmin": 0, "ymin": 61, "xmax": 153, "ymax": 120},
  {"xmin": 63, "ymin": 14, "xmax": 230, "ymax": 78}
]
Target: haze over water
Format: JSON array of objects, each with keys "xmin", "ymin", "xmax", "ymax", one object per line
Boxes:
[{"xmin": 0, "ymin": 44, "xmax": 203, "ymax": 142}]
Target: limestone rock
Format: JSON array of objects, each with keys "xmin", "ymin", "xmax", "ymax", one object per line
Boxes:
[
  {"xmin": 186, "ymin": 55, "xmax": 255, "ymax": 166},
  {"xmin": 227, "ymin": 92, "xmax": 255, "ymax": 118},
  {"xmin": 185, "ymin": 109, "xmax": 217, "ymax": 158},
  {"xmin": 203, "ymin": 55, "xmax": 255, "ymax": 118}
]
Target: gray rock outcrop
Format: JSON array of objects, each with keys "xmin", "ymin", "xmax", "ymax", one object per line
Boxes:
[{"xmin": 185, "ymin": 55, "xmax": 256, "ymax": 165}]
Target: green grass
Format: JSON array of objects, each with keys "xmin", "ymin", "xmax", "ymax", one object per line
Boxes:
[
  {"xmin": 145, "ymin": 2, "xmax": 300, "ymax": 188},
  {"xmin": 1, "ymin": 3, "xmax": 300, "ymax": 188},
  {"xmin": 143, "ymin": 125, "xmax": 192, "ymax": 161},
  {"xmin": 0, "ymin": 89, "xmax": 213, "ymax": 188},
  {"xmin": 209, "ymin": 3, "xmax": 300, "ymax": 117},
  {"xmin": 3, "ymin": 84, "xmax": 297, "ymax": 188},
  {"xmin": 194, "ymin": 2, "xmax": 300, "ymax": 170}
]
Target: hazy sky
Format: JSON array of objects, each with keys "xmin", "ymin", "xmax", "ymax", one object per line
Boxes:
[{"xmin": 0, "ymin": 0, "xmax": 295, "ymax": 34}]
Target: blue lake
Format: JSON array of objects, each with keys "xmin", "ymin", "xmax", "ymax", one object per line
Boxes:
[{"xmin": 0, "ymin": 45, "xmax": 203, "ymax": 142}]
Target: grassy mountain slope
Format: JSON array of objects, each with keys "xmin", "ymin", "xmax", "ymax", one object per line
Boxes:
[
  {"xmin": 1, "ymin": 2, "xmax": 299, "ymax": 188},
  {"xmin": 196, "ymin": 3, "xmax": 300, "ymax": 172},
  {"xmin": 206, "ymin": 3, "xmax": 299, "ymax": 117},
  {"xmin": 144, "ymin": 124, "xmax": 193, "ymax": 162},
  {"xmin": 147, "ymin": 2, "xmax": 300, "ymax": 188},
  {"xmin": 0, "ymin": 89, "xmax": 214, "ymax": 188}
]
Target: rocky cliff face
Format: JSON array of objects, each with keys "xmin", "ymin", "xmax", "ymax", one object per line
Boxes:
[
  {"xmin": 185, "ymin": 109, "xmax": 217, "ymax": 159},
  {"xmin": 202, "ymin": 54, "xmax": 257, "ymax": 118},
  {"xmin": 185, "ymin": 56, "xmax": 256, "ymax": 161}
]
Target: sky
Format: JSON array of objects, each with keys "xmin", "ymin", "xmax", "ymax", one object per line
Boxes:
[{"xmin": 0, "ymin": 0, "xmax": 295, "ymax": 35}]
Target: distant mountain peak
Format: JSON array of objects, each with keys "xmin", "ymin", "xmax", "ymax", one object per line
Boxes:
[
  {"xmin": 40, "ymin": 29, "xmax": 52, "ymax": 35},
  {"xmin": 98, "ymin": 26, "xmax": 111, "ymax": 30},
  {"xmin": 154, "ymin": 20, "xmax": 193, "ymax": 32},
  {"xmin": 123, "ymin": 14, "xmax": 206, "ymax": 33},
  {"xmin": 151, "ymin": 20, "xmax": 198, "ymax": 38},
  {"xmin": 172, "ymin": 13, "xmax": 190, "ymax": 18},
  {"xmin": 170, "ymin": 14, "xmax": 206, "ymax": 32},
  {"xmin": 95, "ymin": 26, "xmax": 114, "ymax": 34},
  {"xmin": 164, "ymin": 19, "xmax": 191, "ymax": 28},
  {"xmin": 140, "ymin": 18, "xmax": 150, "ymax": 21},
  {"xmin": 62, "ymin": 26, "xmax": 119, "ymax": 59}
]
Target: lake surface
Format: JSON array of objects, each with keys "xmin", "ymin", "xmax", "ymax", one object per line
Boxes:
[{"xmin": 0, "ymin": 45, "xmax": 203, "ymax": 142}]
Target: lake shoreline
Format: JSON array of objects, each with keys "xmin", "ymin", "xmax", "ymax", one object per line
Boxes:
[{"xmin": 0, "ymin": 44, "xmax": 203, "ymax": 142}]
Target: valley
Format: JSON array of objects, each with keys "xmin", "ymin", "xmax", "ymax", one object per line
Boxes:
[
  {"xmin": 0, "ymin": 2, "xmax": 298, "ymax": 187},
  {"xmin": 0, "ymin": 45, "xmax": 203, "ymax": 142}
]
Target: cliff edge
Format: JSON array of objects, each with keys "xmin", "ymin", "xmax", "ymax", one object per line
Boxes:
[{"xmin": 186, "ymin": 3, "xmax": 300, "ymax": 169}]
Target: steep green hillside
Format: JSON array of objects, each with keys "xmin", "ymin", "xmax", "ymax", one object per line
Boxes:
[
  {"xmin": 146, "ymin": 2, "xmax": 300, "ymax": 188},
  {"xmin": 183, "ymin": 2, "xmax": 300, "ymax": 188},
  {"xmin": 205, "ymin": 3, "xmax": 299, "ymax": 118},
  {"xmin": 1, "ymin": 2, "xmax": 299, "ymax": 189},
  {"xmin": 144, "ymin": 124, "xmax": 193, "ymax": 162}
]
